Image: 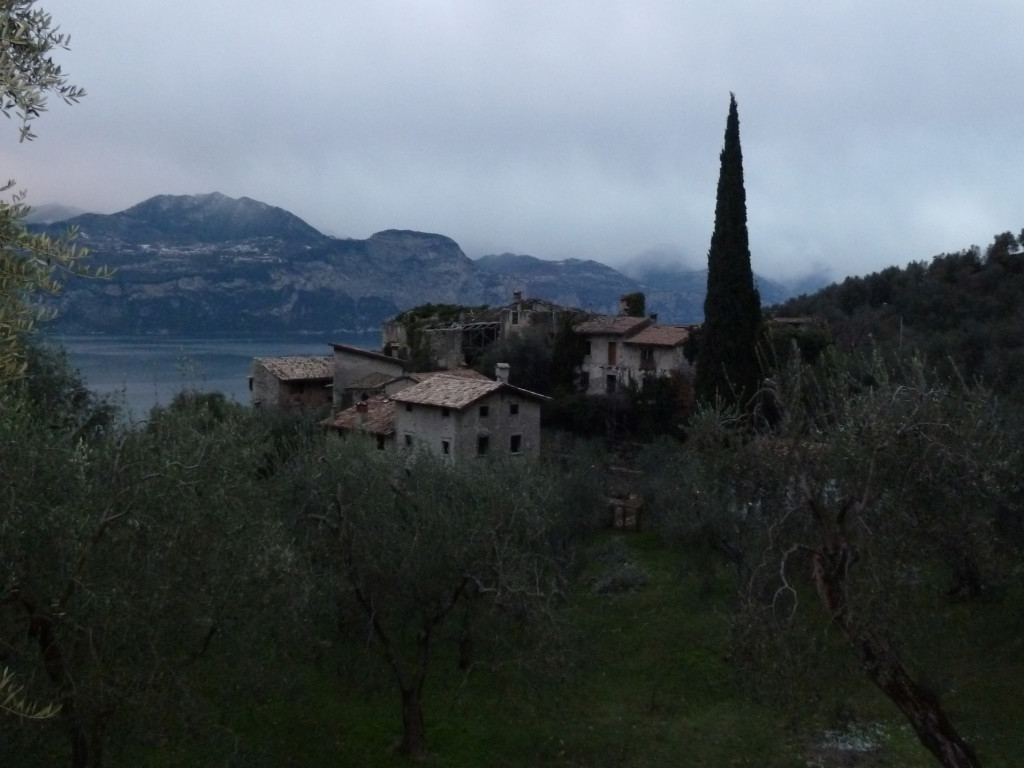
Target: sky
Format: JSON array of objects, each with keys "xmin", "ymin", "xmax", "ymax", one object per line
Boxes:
[{"xmin": 7, "ymin": 1, "xmax": 1023, "ymax": 282}]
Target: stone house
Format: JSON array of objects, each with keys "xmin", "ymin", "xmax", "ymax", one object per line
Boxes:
[
  {"xmin": 330, "ymin": 342, "xmax": 407, "ymax": 409},
  {"xmin": 322, "ymin": 395, "xmax": 397, "ymax": 450},
  {"xmin": 574, "ymin": 298, "xmax": 697, "ymax": 395},
  {"xmin": 249, "ymin": 356, "xmax": 333, "ymax": 408},
  {"xmin": 499, "ymin": 291, "xmax": 573, "ymax": 340},
  {"xmin": 323, "ymin": 368, "xmax": 492, "ymax": 449},
  {"xmin": 391, "ymin": 365, "xmax": 548, "ymax": 461},
  {"xmin": 620, "ymin": 323, "xmax": 695, "ymax": 382},
  {"xmin": 573, "ymin": 314, "xmax": 652, "ymax": 394}
]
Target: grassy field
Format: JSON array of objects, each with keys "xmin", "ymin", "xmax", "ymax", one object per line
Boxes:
[{"xmin": 131, "ymin": 531, "xmax": 1022, "ymax": 767}]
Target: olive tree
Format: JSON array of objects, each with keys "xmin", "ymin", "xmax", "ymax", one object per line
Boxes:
[
  {"xmin": 293, "ymin": 438, "xmax": 584, "ymax": 759},
  {"xmin": 0, "ymin": 389, "xmax": 299, "ymax": 767},
  {"xmin": 1, "ymin": 0, "xmax": 105, "ymax": 385},
  {"xmin": 654, "ymin": 353, "xmax": 1020, "ymax": 768}
]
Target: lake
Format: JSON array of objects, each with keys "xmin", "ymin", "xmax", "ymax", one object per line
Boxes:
[{"xmin": 49, "ymin": 333, "xmax": 379, "ymax": 417}]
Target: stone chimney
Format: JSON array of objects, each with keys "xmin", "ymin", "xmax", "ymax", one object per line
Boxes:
[
  {"xmin": 495, "ymin": 362, "xmax": 510, "ymax": 384},
  {"xmin": 356, "ymin": 400, "xmax": 368, "ymax": 426},
  {"xmin": 513, "ymin": 290, "xmax": 523, "ymax": 303},
  {"xmin": 619, "ymin": 295, "xmax": 630, "ymax": 315}
]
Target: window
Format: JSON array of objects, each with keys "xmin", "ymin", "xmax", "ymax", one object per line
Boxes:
[
  {"xmin": 479, "ymin": 405, "xmax": 490, "ymax": 418},
  {"xmin": 510, "ymin": 310, "xmax": 519, "ymax": 325},
  {"xmin": 606, "ymin": 374, "xmax": 617, "ymax": 394},
  {"xmin": 477, "ymin": 435, "xmax": 489, "ymax": 455},
  {"xmin": 376, "ymin": 435, "xmax": 386, "ymax": 450},
  {"xmin": 441, "ymin": 407, "xmax": 450, "ymax": 418},
  {"xmin": 405, "ymin": 403, "xmax": 412, "ymax": 412},
  {"xmin": 248, "ymin": 377, "xmax": 253, "ymax": 391},
  {"xmin": 510, "ymin": 434, "xmax": 522, "ymax": 454},
  {"xmin": 404, "ymin": 434, "xmax": 413, "ymax": 447},
  {"xmin": 583, "ymin": 340, "xmax": 592, "ymax": 356},
  {"xmin": 640, "ymin": 346, "xmax": 655, "ymax": 371},
  {"xmin": 509, "ymin": 402, "xmax": 519, "ymax": 416},
  {"xmin": 442, "ymin": 439, "xmax": 450, "ymax": 455},
  {"xmin": 580, "ymin": 371, "xmax": 589, "ymax": 391},
  {"xmin": 607, "ymin": 341, "xmax": 617, "ymax": 365}
]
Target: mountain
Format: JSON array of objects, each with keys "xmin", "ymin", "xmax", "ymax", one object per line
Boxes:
[
  {"xmin": 24, "ymin": 202, "xmax": 89, "ymax": 225},
  {"xmin": 33, "ymin": 193, "xmax": 815, "ymax": 335}
]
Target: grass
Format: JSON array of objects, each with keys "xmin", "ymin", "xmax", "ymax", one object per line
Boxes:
[{"xmin": 114, "ymin": 531, "xmax": 1024, "ymax": 766}]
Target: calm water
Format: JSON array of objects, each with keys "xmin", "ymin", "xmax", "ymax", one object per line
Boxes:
[{"xmin": 49, "ymin": 333, "xmax": 379, "ymax": 417}]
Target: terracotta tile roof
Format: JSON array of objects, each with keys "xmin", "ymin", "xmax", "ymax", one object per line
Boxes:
[
  {"xmin": 253, "ymin": 356, "xmax": 332, "ymax": 381},
  {"xmin": 322, "ymin": 396, "xmax": 396, "ymax": 436},
  {"xmin": 391, "ymin": 375, "xmax": 502, "ymax": 409},
  {"xmin": 408, "ymin": 368, "xmax": 490, "ymax": 382},
  {"xmin": 624, "ymin": 324, "xmax": 693, "ymax": 347},
  {"xmin": 392, "ymin": 374, "xmax": 549, "ymax": 409},
  {"xmin": 346, "ymin": 371, "xmax": 401, "ymax": 389},
  {"xmin": 573, "ymin": 315, "xmax": 651, "ymax": 337}
]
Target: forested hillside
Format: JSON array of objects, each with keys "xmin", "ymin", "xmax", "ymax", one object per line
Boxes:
[{"xmin": 771, "ymin": 230, "xmax": 1024, "ymax": 396}]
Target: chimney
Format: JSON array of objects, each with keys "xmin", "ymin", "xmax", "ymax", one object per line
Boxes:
[
  {"xmin": 619, "ymin": 295, "xmax": 630, "ymax": 315},
  {"xmin": 356, "ymin": 400, "xmax": 368, "ymax": 426},
  {"xmin": 513, "ymin": 290, "xmax": 523, "ymax": 303},
  {"xmin": 495, "ymin": 362, "xmax": 510, "ymax": 384}
]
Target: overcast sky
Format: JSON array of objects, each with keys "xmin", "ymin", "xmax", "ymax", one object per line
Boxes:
[{"xmin": 7, "ymin": 1, "xmax": 1023, "ymax": 281}]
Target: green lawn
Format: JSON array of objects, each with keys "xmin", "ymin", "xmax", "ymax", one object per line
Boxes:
[{"xmin": 128, "ymin": 532, "xmax": 1023, "ymax": 767}]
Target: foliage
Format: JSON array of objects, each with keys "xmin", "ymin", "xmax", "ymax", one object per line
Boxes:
[
  {"xmin": 1, "ymin": 1, "xmax": 108, "ymax": 386},
  {"xmin": 0, "ymin": 0, "xmax": 85, "ymax": 141},
  {"xmin": 549, "ymin": 310, "xmax": 590, "ymax": 396},
  {"xmin": 650, "ymin": 350, "xmax": 1023, "ymax": 766},
  {"xmin": 0, "ymin": 366, "xmax": 299, "ymax": 766},
  {"xmin": 771, "ymin": 229, "xmax": 1024, "ymax": 400},
  {"xmin": 475, "ymin": 324, "xmax": 553, "ymax": 394},
  {"xmin": 621, "ymin": 291, "xmax": 645, "ymax": 318},
  {"xmin": 287, "ymin": 439, "xmax": 585, "ymax": 758},
  {"xmin": 695, "ymin": 93, "xmax": 762, "ymax": 410}
]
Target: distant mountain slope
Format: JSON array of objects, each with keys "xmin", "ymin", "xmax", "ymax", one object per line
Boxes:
[
  {"xmin": 33, "ymin": 193, "xmax": 817, "ymax": 335},
  {"xmin": 64, "ymin": 192, "xmax": 327, "ymax": 246},
  {"xmin": 24, "ymin": 203, "xmax": 89, "ymax": 225}
]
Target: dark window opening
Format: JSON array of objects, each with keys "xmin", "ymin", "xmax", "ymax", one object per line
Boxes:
[
  {"xmin": 442, "ymin": 439, "xmax": 450, "ymax": 455},
  {"xmin": 477, "ymin": 435, "xmax": 489, "ymax": 455},
  {"xmin": 510, "ymin": 310, "xmax": 519, "ymax": 325},
  {"xmin": 640, "ymin": 346, "xmax": 655, "ymax": 371},
  {"xmin": 441, "ymin": 407, "xmax": 450, "ymax": 418},
  {"xmin": 376, "ymin": 435, "xmax": 386, "ymax": 450},
  {"xmin": 606, "ymin": 374, "xmax": 617, "ymax": 394},
  {"xmin": 405, "ymin": 403, "xmax": 413, "ymax": 412},
  {"xmin": 404, "ymin": 434, "xmax": 413, "ymax": 447},
  {"xmin": 510, "ymin": 434, "xmax": 522, "ymax": 454},
  {"xmin": 509, "ymin": 402, "xmax": 519, "ymax": 415},
  {"xmin": 607, "ymin": 341, "xmax": 617, "ymax": 365},
  {"xmin": 479, "ymin": 405, "xmax": 490, "ymax": 418}
]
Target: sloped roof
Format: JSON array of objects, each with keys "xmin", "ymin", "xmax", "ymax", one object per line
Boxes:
[
  {"xmin": 391, "ymin": 375, "xmax": 501, "ymax": 409},
  {"xmin": 573, "ymin": 315, "xmax": 651, "ymax": 337},
  {"xmin": 346, "ymin": 371, "xmax": 402, "ymax": 390},
  {"xmin": 391, "ymin": 374, "xmax": 548, "ymax": 409},
  {"xmin": 408, "ymin": 368, "xmax": 490, "ymax": 383},
  {"xmin": 624, "ymin": 324, "xmax": 693, "ymax": 347},
  {"xmin": 322, "ymin": 396, "xmax": 396, "ymax": 436},
  {"xmin": 330, "ymin": 342, "xmax": 405, "ymax": 365},
  {"xmin": 253, "ymin": 356, "xmax": 332, "ymax": 381}
]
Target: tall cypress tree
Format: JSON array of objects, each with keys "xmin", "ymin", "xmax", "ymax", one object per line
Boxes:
[{"xmin": 695, "ymin": 93, "xmax": 762, "ymax": 408}]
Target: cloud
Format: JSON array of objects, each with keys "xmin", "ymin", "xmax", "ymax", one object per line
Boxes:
[{"xmin": 7, "ymin": 1, "xmax": 1024, "ymax": 282}]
